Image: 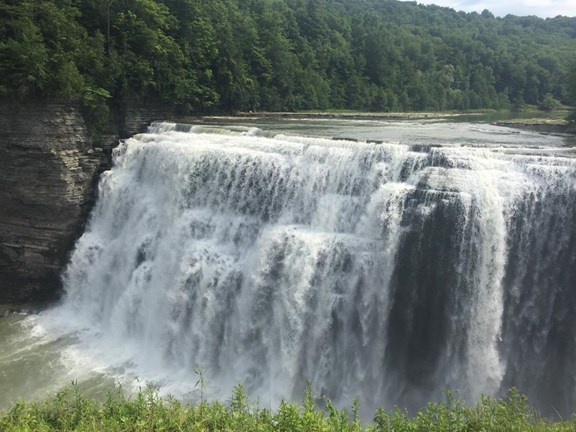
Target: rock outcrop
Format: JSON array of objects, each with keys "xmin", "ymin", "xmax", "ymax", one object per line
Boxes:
[
  {"xmin": 0, "ymin": 100, "xmax": 177, "ymax": 305},
  {"xmin": 0, "ymin": 102, "xmax": 107, "ymax": 303}
]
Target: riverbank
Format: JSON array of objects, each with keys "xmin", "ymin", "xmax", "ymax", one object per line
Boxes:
[
  {"xmin": 235, "ymin": 111, "xmax": 471, "ymax": 121},
  {"xmin": 493, "ymin": 118, "xmax": 576, "ymax": 135}
]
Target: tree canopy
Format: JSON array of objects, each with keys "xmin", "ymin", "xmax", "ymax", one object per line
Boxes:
[{"xmin": 1, "ymin": 0, "xmax": 575, "ymax": 115}]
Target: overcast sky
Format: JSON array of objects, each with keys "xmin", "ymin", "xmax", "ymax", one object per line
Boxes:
[{"xmin": 399, "ymin": 0, "xmax": 576, "ymax": 18}]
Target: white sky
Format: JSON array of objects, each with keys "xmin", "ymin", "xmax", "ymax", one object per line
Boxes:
[{"xmin": 400, "ymin": 0, "xmax": 576, "ymax": 18}]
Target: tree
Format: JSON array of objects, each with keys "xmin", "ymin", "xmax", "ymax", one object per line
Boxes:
[{"xmin": 1, "ymin": 0, "xmax": 576, "ymax": 114}]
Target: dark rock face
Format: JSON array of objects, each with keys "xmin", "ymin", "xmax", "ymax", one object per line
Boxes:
[
  {"xmin": 118, "ymin": 101, "xmax": 175, "ymax": 139},
  {"xmin": 0, "ymin": 102, "xmax": 106, "ymax": 303},
  {"xmin": 0, "ymin": 101, "xmax": 176, "ymax": 305}
]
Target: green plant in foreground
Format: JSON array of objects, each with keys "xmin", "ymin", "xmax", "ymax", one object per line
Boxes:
[{"xmin": 1, "ymin": 383, "xmax": 575, "ymax": 432}]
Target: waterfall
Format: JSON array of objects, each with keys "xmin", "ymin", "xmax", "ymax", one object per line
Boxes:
[{"xmin": 59, "ymin": 122, "xmax": 576, "ymax": 416}]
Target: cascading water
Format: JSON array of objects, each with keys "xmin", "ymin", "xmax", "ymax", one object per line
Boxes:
[{"xmin": 55, "ymin": 121, "xmax": 576, "ymax": 416}]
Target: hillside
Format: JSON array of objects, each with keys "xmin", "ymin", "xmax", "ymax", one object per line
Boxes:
[{"xmin": 1, "ymin": 0, "xmax": 575, "ymax": 122}]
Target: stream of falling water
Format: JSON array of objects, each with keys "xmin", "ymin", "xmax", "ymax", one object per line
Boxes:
[{"xmin": 2, "ymin": 120, "xmax": 575, "ymax": 417}]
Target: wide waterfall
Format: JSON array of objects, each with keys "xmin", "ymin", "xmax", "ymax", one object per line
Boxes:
[{"xmin": 57, "ymin": 121, "xmax": 576, "ymax": 416}]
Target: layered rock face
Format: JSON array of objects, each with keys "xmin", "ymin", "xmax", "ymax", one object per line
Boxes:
[{"xmin": 0, "ymin": 102, "xmax": 106, "ymax": 303}]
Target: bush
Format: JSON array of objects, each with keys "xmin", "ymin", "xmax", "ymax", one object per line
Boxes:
[
  {"xmin": 1, "ymin": 384, "xmax": 575, "ymax": 431},
  {"xmin": 539, "ymin": 94, "xmax": 561, "ymax": 112}
]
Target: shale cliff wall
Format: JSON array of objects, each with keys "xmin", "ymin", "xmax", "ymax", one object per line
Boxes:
[
  {"xmin": 0, "ymin": 101, "xmax": 171, "ymax": 304},
  {"xmin": 0, "ymin": 103, "xmax": 104, "ymax": 303}
]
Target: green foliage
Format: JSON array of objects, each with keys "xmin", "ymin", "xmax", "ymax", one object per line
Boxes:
[
  {"xmin": 539, "ymin": 94, "xmax": 561, "ymax": 112},
  {"xmin": 81, "ymin": 86, "xmax": 111, "ymax": 143},
  {"xmin": 1, "ymin": 0, "xmax": 575, "ymax": 114},
  {"xmin": 0, "ymin": 6, "xmax": 49, "ymax": 97},
  {"xmin": 1, "ymin": 384, "xmax": 575, "ymax": 432}
]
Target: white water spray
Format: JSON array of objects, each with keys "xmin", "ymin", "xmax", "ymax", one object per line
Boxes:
[{"xmin": 43, "ymin": 122, "xmax": 576, "ymax": 415}]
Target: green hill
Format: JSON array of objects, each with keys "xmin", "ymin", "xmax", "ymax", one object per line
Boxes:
[{"xmin": 1, "ymin": 0, "xmax": 575, "ymax": 118}]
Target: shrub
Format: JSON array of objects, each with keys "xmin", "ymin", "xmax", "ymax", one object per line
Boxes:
[{"xmin": 1, "ymin": 384, "xmax": 575, "ymax": 432}]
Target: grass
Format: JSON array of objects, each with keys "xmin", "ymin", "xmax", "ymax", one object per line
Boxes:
[{"xmin": 1, "ymin": 384, "xmax": 575, "ymax": 431}]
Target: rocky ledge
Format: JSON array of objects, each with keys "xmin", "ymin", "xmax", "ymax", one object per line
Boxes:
[
  {"xmin": 0, "ymin": 102, "xmax": 108, "ymax": 304},
  {"xmin": 0, "ymin": 101, "xmax": 175, "ymax": 305}
]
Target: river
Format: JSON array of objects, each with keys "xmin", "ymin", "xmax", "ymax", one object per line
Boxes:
[{"xmin": 1, "ymin": 117, "xmax": 575, "ymax": 417}]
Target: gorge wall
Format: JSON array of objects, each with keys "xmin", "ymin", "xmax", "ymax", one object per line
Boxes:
[{"xmin": 0, "ymin": 101, "xmax": 170, "ymax": 305}]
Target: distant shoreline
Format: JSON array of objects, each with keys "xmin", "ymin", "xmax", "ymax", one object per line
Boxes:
[
  {"xmin": 233, "ymin": 111, "xmax": 471, "ymax": 121},
  {"xmin": 493, "ymin": 118, "xmax": 576, "ymax": 135},
  {"xmin": 205, "ymin": 111, "xmax": 576, "ymax": 136}
]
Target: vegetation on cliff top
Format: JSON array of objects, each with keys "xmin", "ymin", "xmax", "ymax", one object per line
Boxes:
[
  {"xmin": 1, "ymin": 0, "xmax": 576, "ymax": 116},
  {"xmin": 1, "ymin": 384, "xmax": 575, "ymax": 432}
]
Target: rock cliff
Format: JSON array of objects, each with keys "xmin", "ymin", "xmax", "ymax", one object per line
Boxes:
[
  {"xmin": 0, "ymin": 102, "xmax": 105, "ymax": 303},
  {"xmin": 0, "ymin": 101, "xmax": 173, "ymax": 305}
]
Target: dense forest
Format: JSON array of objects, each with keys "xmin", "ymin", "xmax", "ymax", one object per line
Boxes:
[{"xmin": 1, "ymin": 0, "xmax": 575, "ymax": 121}]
